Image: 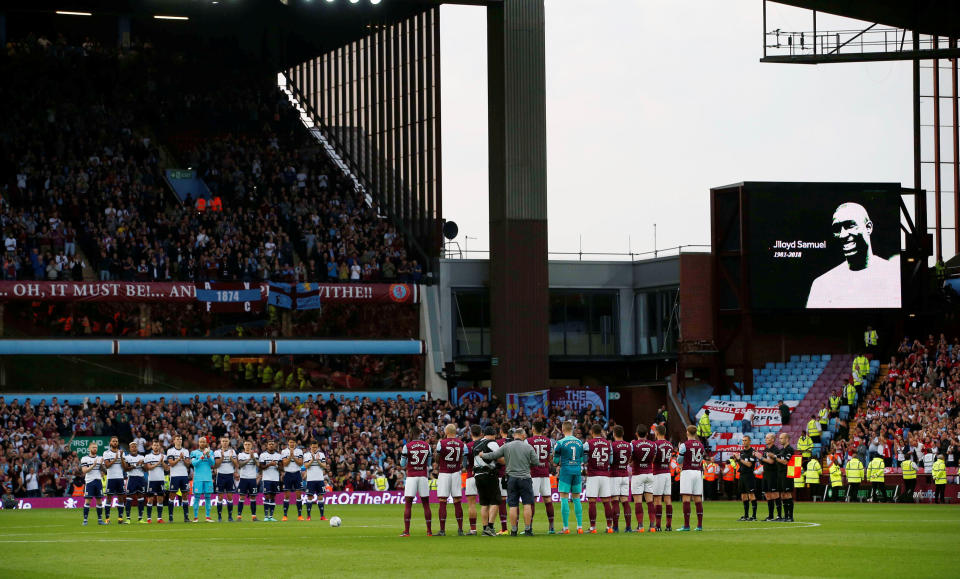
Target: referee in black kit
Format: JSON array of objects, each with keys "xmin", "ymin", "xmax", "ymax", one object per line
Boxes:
[{"xmin": 738, "ymin": 435, "xmax": 758, "ymax": 521}]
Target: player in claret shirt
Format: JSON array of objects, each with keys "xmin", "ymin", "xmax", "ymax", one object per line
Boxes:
[
  {"xmin": 652, "ymin": 425, "xmax": 675, "ymax": 532},
  {"xmin": 631, "ymin": 424, "xmax": 658, "ymax": 533},
  {"xmin": 463, "ymin": 425, "xmax": 482, "ymax": 535},
  {"xmin": 400, "ymin": 429, "xmax": 433, "ymax": 537},
  {"xmin": 676, "ymin": 425, "xmax": 706, "ymax": 532},
  {"xmin": 435, "ymin": 424, "xmax": 467, "ymax": 536},
  {"xmin": 583, "ymin": 424, "xmax": 613, "ymax": 534},
  {"xmin": 609, "ymin": 425, "xmax": 633, "ymax": 532},
  {"xmin": 527, "ymin": 421, "xmax": 556, "ymax": 534}
]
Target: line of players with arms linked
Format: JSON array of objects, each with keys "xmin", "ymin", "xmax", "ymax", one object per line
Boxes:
[
  {"xmin": 77, "ymin": 435, "xmax": 330, "ymax": 525},
  {"xmin": 397, "ymin": 421, "xmax": 801, "ymax": 536}
]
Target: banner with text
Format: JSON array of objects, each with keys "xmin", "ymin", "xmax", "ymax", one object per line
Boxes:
[
  {"xmin": 696, "ymin": 399, "xmax": 799, "ymax": 426},
  {"xmin": 549, "ymin": 387, "xmax": 609, "ymax": 419},
  {"xmin": 0, "ymin": 282, "xmax": 418, "ymax": 305},
  {"xmin": 506, "ymin": 390, "xmax": 550, "ymax": 418},
  {"xmin": 68, "ymin": 437, "xmax": 111, "ymax": 456}
]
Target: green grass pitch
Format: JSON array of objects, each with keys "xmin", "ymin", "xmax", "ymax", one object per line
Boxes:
[{"xmin": 0, "ymin": 502, "xmax": 955, "ymax": 578}]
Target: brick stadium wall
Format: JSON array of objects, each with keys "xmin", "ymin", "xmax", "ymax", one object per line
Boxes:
[{"xmin": 679, "ymin": 253, "xmax": 713, "ymax": 342}]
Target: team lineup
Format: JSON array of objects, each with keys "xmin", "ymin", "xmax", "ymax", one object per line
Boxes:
[
  {"xmin": 76, "ymin": 421, "xmax": 804, "ymax": 535},
  {"xmin": 78, "ymin": 435, "xmax": 330, "ymax": 525}
]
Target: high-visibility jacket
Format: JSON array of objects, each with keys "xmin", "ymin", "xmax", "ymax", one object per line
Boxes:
[
  {"xmin": 697, "ymin": 414, "xmax": 711, "ymax": 437},
  {"xmin": 932, "ymin": 460, "xmax": 947, "ymax": 485},
  {"xmin": 703, "ymin": 463, "xmax": 719, "ymax": 481},
  {"xmin": 195, "ymin": 198, "xmax": 207, "ymax": 212},
  {"xmin": 798, "ymin": 435, "xmax": 814, "ymax": 457},
  {"xmin": 72, "ymin": 484, "xmax": 85, "ymax": 497},
  {"xmin": 845, "ymin": 458, "xmax": 864, "ymax": 483},
  {"xmin": 722, "ymin": 462, "xmax": 736, "ymax": 482},
  {"xmin": 273, "ymin": 370, "xmax": 284, "ymax": 389},
  {"xmin": 428, "ymin": 478, "xmax": 438, "ymax": 491},
  {"xmin": 807, "ymin": 420, "xmax": 820, "ymax": 438},
  {"xmin": 867, "ymin": 458, "xmax": 886, "ymax": 483},
  {"xmin": 754, "ymin": 464, "xmax": 764, "ymax": 480},
  {"xmin": 550, "ymin": 475, "xmax": 558, "ymax": 489},
  {"xmin": 222, "ymin": 354, "xmax": 231, "ymax": 372},
  {"xmin": 670, "ymin": 458, "xmax": 681, "ymax": 481},
  {"xmin": 262, "ymin": 366, "xmax": 274, "ymax": 385},
  {"xmin": 864, "ymin": 330, "xmax": 877, "ymax": 346},
  {"xmin": 804, "ymin": 459, "xmax": 822, "ymax": 485},
  {"xmin": 818, "ymin": 408, "xmax": 829, "ymax": 426},
  {"xmin": 901, "ymin": 460, "xmax": 917, "ymax": 480},
  {"xmin": 829, "ymin": 396, "xmax": 841, "ymax": 411},
  {"xmin": 846, "ymin": 383, "xmax": 857, "ymax": 405},
  {"xmin": 212, "ymin": 354, "xmax": 222, "ymax": 369},
  {"xmin": 829, "ymin": 463, "xmax": 843, "ymax": 487},
  {"xmin": 374, "ymin": 476, "xmax": 388, "ymax": 491},
  {"xmin": 285, "ymin": 372, "xmax": 295, "ymax": 389},
  {"xmin": 244, "ymin": 362, "xmax": 255, "ymax": 381},
  {"xmin": 209, "ymin": 196, "xmax": 223, "ymax": 212}
]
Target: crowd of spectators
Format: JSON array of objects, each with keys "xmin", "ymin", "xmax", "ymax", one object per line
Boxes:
[
  {"xmin": 1, "ymin": 33, "xmax": 417, "ymax": 285},
  {"xmin": 818, "ymin": 334, "xmax": 960, "ymax": 472},
  {"xmin": 0, "ymin": 394, "xmax": 609, "ymax": 499}
]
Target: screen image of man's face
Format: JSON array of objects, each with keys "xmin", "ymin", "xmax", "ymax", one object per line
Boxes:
[{"xmin": 831, "ymin": 203, "xmax": 872, "ymax": 270}]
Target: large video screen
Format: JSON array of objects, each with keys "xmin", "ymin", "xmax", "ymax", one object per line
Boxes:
[{"xmin": 748, "ymin": 183, "xmax": 901, "ymax": 310}]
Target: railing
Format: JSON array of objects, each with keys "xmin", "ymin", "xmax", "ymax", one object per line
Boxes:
[
  {"xmin": 764, "ymin": 26, "xmax": 934, "ymax": 59},
  {"xmin": 441, "ymin": 244, "xmax": 711, "ymax": 261}
]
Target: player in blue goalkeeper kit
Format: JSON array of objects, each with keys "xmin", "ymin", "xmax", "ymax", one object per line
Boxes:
[
  {"xmin": 190, "ymin": 438, "xmax": 216, "ymax": 522},
  {"xmin": 553, "ymin": 421, "xmax": 585, "ymax": 533}
]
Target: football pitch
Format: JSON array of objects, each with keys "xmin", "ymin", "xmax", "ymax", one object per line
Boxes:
[{"xmin": 0, "ymin": 502, "xmax": 955, "ymax": 578}]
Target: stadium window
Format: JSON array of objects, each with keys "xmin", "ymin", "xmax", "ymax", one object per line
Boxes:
[
  {"xmin": 453, "ymin": 289, "xmax": 488, "ymax": 357},
  {"xmin": 549, "ymin": 291, "xmax": 619, "ymax": 356},
  {"xmin": 549, "ymin": 293, "xmax": 565, "ymax": 355},
  {"xmin": 635, "ymin": 288, "xmax": 678, "ymax": 355}
]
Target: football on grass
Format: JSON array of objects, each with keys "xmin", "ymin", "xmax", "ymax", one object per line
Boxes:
[{"xmin": 329, "ymin": 516, "xmax": 342, "ymax": 527}]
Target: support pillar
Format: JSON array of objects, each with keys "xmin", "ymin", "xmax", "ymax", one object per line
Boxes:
[{"xmin": 487, "ymin": 0, "xmax": 549, "ymax": 394}]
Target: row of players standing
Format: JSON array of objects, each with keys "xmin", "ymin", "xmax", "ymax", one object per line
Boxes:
[{"xmin": 399, "ymin": 421, "xmax": 760, "ymax": 536}]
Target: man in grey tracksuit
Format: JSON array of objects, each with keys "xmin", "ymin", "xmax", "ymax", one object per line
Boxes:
[{"xmin": 480, "ymin": 428, "xmax": 541, "ymax": 536}]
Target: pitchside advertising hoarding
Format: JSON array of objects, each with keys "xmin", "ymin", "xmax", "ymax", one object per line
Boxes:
[{"xmin": 746, "ymin": 183, "xmax": 902, "ymax": 310}]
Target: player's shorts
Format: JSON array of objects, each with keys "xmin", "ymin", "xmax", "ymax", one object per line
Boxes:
[
  {"xmin": 238, "ymin": 478, "xmax": 259, "ymax": 495},
  {"xmin": 216, "ymin": 474, "xmax": 236, "ymax": 493},
  {"xmin": 282, "ymin": 472, "xmax": 302, "ymax": 492},
  {"xmin": 779, "ymin": 476, "xmax": 794, "ymax": 492},
  {"xmin": 85, "ymin": 479, "xmax": 103, "ymax": 498},
  {"xmin": 106, "ymin": 478, "xmax": 126, "ymax": 495},
  {"xmin": 475, "ymin": 473, "xmax": 500, "ymax": 506},
  {"xmin": 169, "ymin": 476, "xmax": 189, "ymax": 493},
  {"xmin": 585, "ymin": 475, "xmax": 612, "ymax": 499},
  {"xmin": 404, "ymin": 476, "xmax": 430, "ymax": 498},
  {"xmin": 464, "ymin": 476, "xmax": 478, "ymax": 497},
  {"xmin": 609, "ymin": 476, "xmax": 630, "ymax": 497},
  {"xmin": 652, "ymin": 473, "xmax": 672, "ymax": 496},
  {"xmin": 557, "ymin": 470, "xmax": 583, "ymax": 494},
  {"xmin": 262, "ymin": 480, "xmax": 280, "ymax": 494},
  {"xmin": 679, "ymin": 470, "xmax": 703, "ymax": 496},
  {"xmin": 738, "ymin": 475, "xmax": 757, "ymax": 495},
  {"xmin": 306, "ymin": 481, "xmax": 326, "ymax": 495},
  {"xmin": 436, "ymin": 472, "xmax": 462, "ymax": 498},
  {"xmin": 148, "ymin": 480, "xmax": 165, "ymax": 495},
  {"xmin": 506, "ymin": 477, "xmax": 534, "ymax": 507},
  {"xmin": 763, "ymin": 474, "xmax": 780, "ymax": 493},
  {"xmin": 631, "ymin": 473, "xmax": 655, "ymax": 496},
  {"xmin": 126, "ymin": 475, "xmax": 146, "ymax": 494},
  {"xmin": 193, "ymin": 480, "xmax": 213, "ymax": 494},
  {"xmin": 531, "ymin": 476, "xmax": 552, "ymax": 498}
]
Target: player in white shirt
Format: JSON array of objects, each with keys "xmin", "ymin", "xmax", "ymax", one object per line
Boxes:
[
  {"xmin": 165, "ymin": 435, "xmax": 192, "ymax": 523},
  {"xmin": 79, "ymin": 442, "xmax": 106, "ymax": 525},
  {"xmin": 236, "ymin": 440, "xmax": 260, "ymax": 521},
  {"xmin": 143, "ymin": 441, "xmax": 167, "ymax": 523},
  {"xmin": 122, "ymin": 442, "xmax": 146, "ymax": 523},
  {"xmin": 303, "ymin": 441, "xmax": 329, "ymax": 521},
  {"xmin": 102, "ymin": 436, "xmax": 127, "ymax": 524},
  {"xmin": 280, "ymin": 438, "xmax": 305, "ymax": 521},
  {"xmin": 214, "ymin": 437, "xmax": 239, "ymax": 522},
  {"xmin": 259, "ymin": 440, "xmax": 282, "ymax": 522}
]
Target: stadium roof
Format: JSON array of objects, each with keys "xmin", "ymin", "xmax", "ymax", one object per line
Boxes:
[{"xmin": 770, "ymin": 0, "xmax": 960, "ymax": 38}]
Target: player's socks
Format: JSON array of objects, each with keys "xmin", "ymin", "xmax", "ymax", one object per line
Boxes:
[
  {"xmin": 610, "ymin": 501, "xmax": 619, "ymax": 529},
  {"xmin": 83, "ymin": 506, "xmax": 90, "ymax": 521},
  {"xmin": 743, "ymin": 500, "xmax": 749, "ymax": 518},
  {"xmin": 296, "ymin": 499, "xmax": 302, "ymax": 517},
  {"xmin": 655, "ymin": 504, "xmax": 662, "ymax": 528},
  {"xmin": 250, "ymin": 502, "xmax": 256, "ymax": 518},
  {"xmin": 105, "ymin": 504, "xmax": 111, "ymax": 520},
  {"xmin": 125, "ymin": 499, "xmax": 132, "ymax": 519},
  {"xmin": 695, "ymin": 502, "xmax": 703, "ymax": 528},
  {"xmin": 634, "ymin": 501, "xmax": 643, "ymax": 527},
  {"xmin": 604, "ymin": 502, "xmax": 613, "ymax": 530},
  {"xmin": 422, "ymin": 500, "xmax": 433, "ymax": 534},
  {"xmin": 320, "ymin": 501, "xmax": 325, "ymax": 518},
  {"xmin": 623, "ymin": 502, "xmax": 631, "ymax": 530},
  {"xmin": 283, "ymin": 499, "xmax": 290, "ymax": 517},
  {"xmin": 498, "ymin": 500, "xmax": 508, "ymax": 531},
  {"xmin": 238, "ymin": 502, "xmax": 244, "ymax": 516},
  {"xmin": 454, "ymin": 501, "xmax": 464, "ymax": 531},
  {"xmin": 183, "ymin": 502, "xmax": 190, "ymax": 521},
  {"xmin": 682, "ymin": 502, "xmax": 691, "ymax": 527},
  {"xmin": 544, "ymin": 502, "xmax": 554, "ymax": 530},
  {"xmin": 403, "ymin": 498, "xmax": 413, "ymax": 534},
  {"xmin": 666, "ymin": 504, "xmax": 673, "ymax": 529},
  {"xmin": 588, "ymin": 502, "xmax": 597, "ymax": 529},
  {"xmin": 573, "ymin": 499, "xmax": 583, "ymax": 528},
  {"xmin": 168, "ymin": 500, "xmax": 174, "ymax": 520},
  {"xmin": 146, "ymin": 504, "xmax": 152, "ymax": 519},
  {"xmin": 138, "ymin": 498, "xmax": 144, "ymax": 519},
  {"xmin": 647, "ymin": 500, "xmax": 656, "ymax": 528},
  {"xmin": 217, "ymin": 503, "xmax": 223, "ymax": 520},
  {"xmin": 751, "ymin": 500, "xmax": 757, "ymax": 519},
  {"xmin": 96, "ymin": 506, "xmax": 103, "ymax": 520},
  {"xmin": 439, "ymin": 502, "xmax": 447, "ymax": 533},
  {"xmin": 561, "ymin": 498, "xmax": 570, "ymax": 528},
  {"xmin": 306, "ymin": 501, "xmax": 313, "ymax": 517},
  {"xmin": 775, "ymin": 498, "xmax": 782, "ymax": 518},
  {"xmin": 767, "ymin": 501, "xmax": 775, "ymax": 519},
  {"xmin": 204, "ymin": 495, "xmax": 212, "ymax": 519}
]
